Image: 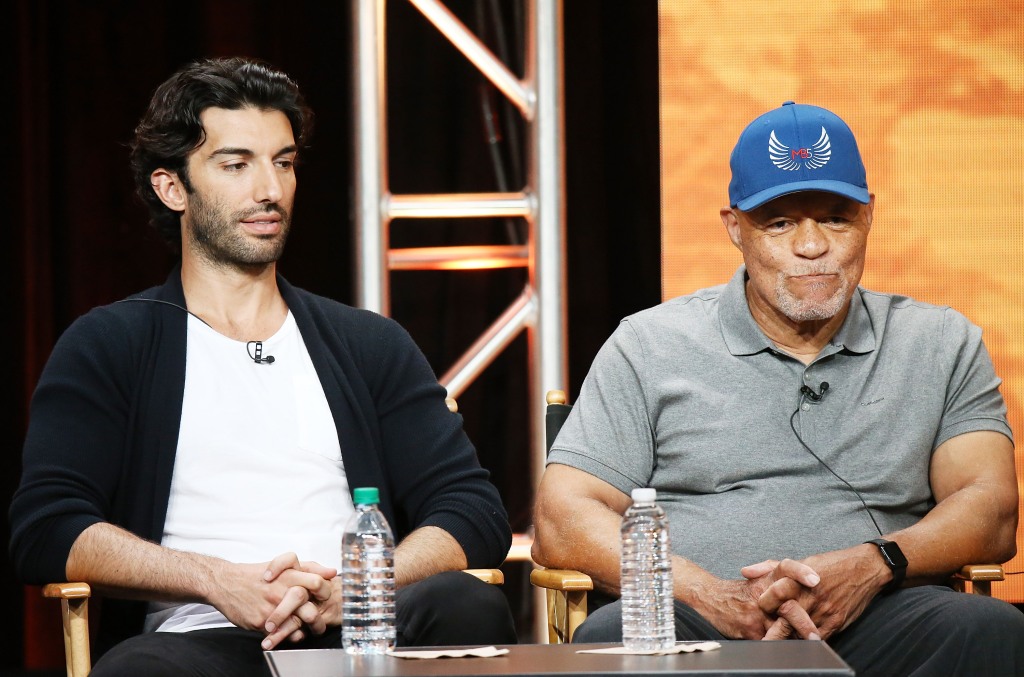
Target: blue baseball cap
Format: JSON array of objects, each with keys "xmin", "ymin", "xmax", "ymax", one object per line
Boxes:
[{"xmin": 728, "ymin": 102, "xmax": 869, "ymax": 211}]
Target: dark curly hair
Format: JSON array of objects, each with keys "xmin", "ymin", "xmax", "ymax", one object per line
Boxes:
[{"xmin": 129, "ymin": 57, "xmax": 313, "ymax": 251}]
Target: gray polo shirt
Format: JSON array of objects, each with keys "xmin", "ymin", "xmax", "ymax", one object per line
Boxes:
[{"xmin": 548, "ymin": 266, "xmax": 1012, "ymax": 580}]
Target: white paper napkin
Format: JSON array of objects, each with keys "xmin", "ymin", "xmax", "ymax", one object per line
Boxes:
[
  {"xmin": 577, "ymin": 641, "xmax": 722, "ymax": 656},
  {"xmin": 387, "ymin": 646, "xmax": 510, "ymax": 659}
]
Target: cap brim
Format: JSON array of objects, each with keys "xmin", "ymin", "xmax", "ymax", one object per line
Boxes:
[{"xmin": 735, "ymin": 180, "xmax": 870, "ymax": 211}]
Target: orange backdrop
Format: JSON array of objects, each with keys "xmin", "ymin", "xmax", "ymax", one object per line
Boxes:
[{"xmin": 658, "ymin": 0, "xmax": 1024, "ymax": 601}]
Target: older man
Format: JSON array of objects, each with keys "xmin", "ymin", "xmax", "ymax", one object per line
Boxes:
[{"xmin": 532, "ymin": 102, "xmax": 1023, "ymax": 675}]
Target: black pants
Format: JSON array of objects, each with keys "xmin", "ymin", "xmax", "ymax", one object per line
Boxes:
[
  {"xmin": 572, "ymin": 585, "xmax": 1024, "ymax": 677},
  {"xmin": 90, "ymin": 570, "xmax": 517, "ymax": 677}
]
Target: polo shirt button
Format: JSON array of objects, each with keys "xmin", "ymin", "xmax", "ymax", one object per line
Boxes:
[
  {"xmin": 801, "ymin": 403, "xmax": 810, "ymax": 411},
  {"xmin": 803, "ymin": 374, "xmax": 811, "ymax": 381}
]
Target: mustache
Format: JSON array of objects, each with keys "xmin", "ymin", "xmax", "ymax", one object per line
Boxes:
[
  {"xmin": 787, "ymin": 268, "xmax": 842, "ymax": 277},
  {"xmin": 235, "ymin": 203, "xmax": 290, "ymax": 222}
]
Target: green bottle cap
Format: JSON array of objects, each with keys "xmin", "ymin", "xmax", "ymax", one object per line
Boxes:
[{"xmin": 353, "ymin": 487, "xmax": 380, "ymax": 505}]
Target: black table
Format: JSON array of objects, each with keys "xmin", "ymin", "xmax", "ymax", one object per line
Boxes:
[{"xmin": 265, "ymin": 641, "xmax": 854, "ymax": 676}]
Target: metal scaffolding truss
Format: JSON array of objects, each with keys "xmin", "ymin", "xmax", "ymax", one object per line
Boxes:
[{"xmin": 352, "ymin": 0, "xmax": 567, "ymax": 569}]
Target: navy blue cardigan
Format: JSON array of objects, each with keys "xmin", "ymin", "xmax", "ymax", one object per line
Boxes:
[{"xmin": 10, "ymin": 267, "xmax": 511, "ymax": 654}]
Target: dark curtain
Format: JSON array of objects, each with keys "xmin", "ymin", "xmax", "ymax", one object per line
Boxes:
[{"xmin": 4, "ymin": 0, "xmax": 659, "ymax": 669}]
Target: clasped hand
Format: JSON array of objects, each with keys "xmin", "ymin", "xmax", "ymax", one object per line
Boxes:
[
  {"xmin": 696, "ymin": 557, "xmax": 820, "ymax": 641},
  {"xmin": 210, "ymin": 552, "xmax": 338, "ymax": 650},
  {"xmin": 741, "ymin": 547, "xmax": 882, "ymax": 641},
  {"xmin": 260, "ymin": 552, "xmax": 340, "ymax": 649}
]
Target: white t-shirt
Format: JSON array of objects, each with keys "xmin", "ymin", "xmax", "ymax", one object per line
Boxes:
[{"xmin": 145, "ymin": 312, "xmax": 354, "ymax": 633}]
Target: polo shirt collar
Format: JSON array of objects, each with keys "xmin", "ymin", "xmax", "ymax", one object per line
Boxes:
[
  {"xmin": 719, "ymin": 265, "xmax": 876, "ymax": 357},
  {"xmin": 719, "ymin": 266, "xmax": 773, "ymax": 356},
  {"xmin": 828, "ymin": 286, "xmax": 875, "ymax": 355}
]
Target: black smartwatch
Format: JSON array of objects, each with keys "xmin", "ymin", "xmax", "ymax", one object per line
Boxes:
[{"xmin": 864, "ymin": 539, "xmax": 907, "ymax": 593}]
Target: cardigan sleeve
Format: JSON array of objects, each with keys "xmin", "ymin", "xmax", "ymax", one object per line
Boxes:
[
  {"xmin": 9, "ymin": 307, "xmax": 139, "ymax": 584},
  {"xmin": 359, "ymin": 314, "xmax": 512, "ymax": 568}
]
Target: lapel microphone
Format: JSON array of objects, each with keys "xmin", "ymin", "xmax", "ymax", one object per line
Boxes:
[
  {"xmin": 800, "ymin": 381, "xmax": 829, "ymax": 402},
  {"xmin": 247, "ymin": 340, "xmax": 276, "ymax": 364}
]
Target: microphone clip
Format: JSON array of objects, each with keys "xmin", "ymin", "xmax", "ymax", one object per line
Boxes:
[
  {"xmin": 247, "ymin": 340, "xmax": 276, "ymax": 365},
  {"xmin": 800, "ymin": 381, "xmax": 829, "ymax": 402}
]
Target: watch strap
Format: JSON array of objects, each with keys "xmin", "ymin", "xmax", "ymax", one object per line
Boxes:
[{"xmin": 865, "ymin": 538, "xmax": 907, "ymax": 593}]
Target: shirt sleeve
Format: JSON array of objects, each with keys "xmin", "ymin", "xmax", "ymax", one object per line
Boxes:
[
  {"xmin": 935, "ymin": 307, "xmax": 1014, "ymax": 449},
  {"xmin": 547, "ymin": 319, "xmax": 657, "ymax": 495}
]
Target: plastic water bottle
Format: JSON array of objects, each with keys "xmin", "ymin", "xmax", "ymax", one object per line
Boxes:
[
  {"xmin": 341, "ymin": 487, "xmax": 396, "ymax": 654},
  {"xmin": 620, "ymin": 487, "xmax": 675, "ymax": 650}
]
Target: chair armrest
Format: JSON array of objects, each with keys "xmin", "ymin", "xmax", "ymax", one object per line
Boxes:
[
  {"xmin": 952, "ymin": 564, "xmax": 1004, "ymax": 596},
  {"xmin": 531, "ymin": 569, "xmax": 593, "ymax": 644},
  {"xmin": 464, "ymin": 568, "xmax": 505, "ymax": 585},
  {"xmin": 43, "ymin": 582, "xmax": 92, "ymax": 600},
  {"xmin": 954, "ymin": 564, "xmax": 1005, "ymax": 582},
  {"xmin": 530, "ymin": 568, "xmax": 594, "ymax": 591},
  {"xmin": 43, "ymin": 583, "xmax": 92, "ymax": 677}
]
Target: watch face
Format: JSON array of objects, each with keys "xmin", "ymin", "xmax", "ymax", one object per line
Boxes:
[
  {"xmin": 866, "ymin": 539, "xmax": 906, "ymax": 593},
  {"xmin": 879, "ymin": 541, "xmax": 908, "ymax": 569}
]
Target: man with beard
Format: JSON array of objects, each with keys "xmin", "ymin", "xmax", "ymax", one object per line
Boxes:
[
  {"xmin": 9, "ymin": 58, "xmax": 516, "ymax": 676},
  {"xmin": 531, "ymin": 102, "xmax": 1023, "ymax": 675}
]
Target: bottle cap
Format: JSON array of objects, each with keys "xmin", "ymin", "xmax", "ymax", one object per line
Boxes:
[
  {"xmin": 353, "ymin": 487, "xmax": 380, "ymax": 505},
  {"xmin": 631, "ymin": 487, "xmax": 656, "ymax": 503}
]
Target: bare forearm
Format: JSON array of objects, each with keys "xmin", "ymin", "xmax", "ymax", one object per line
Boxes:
[
  {"xmin": 532, "ymin": 465, "xmax": 658, "ymax": 596},
  {"xmin": 890, "ymin": 431, "xmax": 1018, "ymax": 584},
  {"xmin": 890, "ymin": 482, "xmax": 1018, "ymax": 584},
  {"xmin": 69, "ymin": 523, "xmax": 338, "ymax": 639},
  {"xmin": 671, "ymin": 555, "xmax": 728, "ymax": 609},
  {"xmin": 65, "ymin": 522, "xmax": 223, "ymax": 604},
  {"xmin": 532, "ymin": 492, "xmax": 628, "ymax": 596},
  {"xmin": 393, "ymin": 526, "xmax": 467, "ymax": 588}
]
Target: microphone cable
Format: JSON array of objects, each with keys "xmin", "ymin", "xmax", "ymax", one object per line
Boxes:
[
  {"xmin": 117, "ymin": 298, "xmax": 212, "ymax": 328},
  {"xmin": 790, "ymin": 385, "xmax": 1024, "ymax": 577},
  {"xmin": 789, "ymin": 388, "xmax": 884, "ymax": 538},
  {"xmin": 116, "ymin": 298, "xmax": 274, "ymax": 364}
]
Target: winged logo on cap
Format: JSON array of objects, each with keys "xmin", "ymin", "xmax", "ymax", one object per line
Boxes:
[{"xmin": 769, "ymin": 126, "xmax": 831, "ymax": 170}]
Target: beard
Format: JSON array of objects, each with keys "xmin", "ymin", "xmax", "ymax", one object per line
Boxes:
[
  {"xmin": 184, "ymin": 190, "xmax": 291, "ymax": 269},
  {"xmin": 773, "ymin": 269, "xmax": 852, "ymax": 322}
]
